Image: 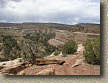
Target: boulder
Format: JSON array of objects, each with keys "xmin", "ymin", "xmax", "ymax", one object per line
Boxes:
[
  {"xmin": 0, "ymin": 58, "xmax": 24, "ymax": 68},
  {"xmin": 36, "ymin": 68, "xmax": 55, "ymax": 75},
  {"xmin": 0, "ymin": 58, "xmax": 25, "ymax": 74},
  {"xmin": 0, "ymin": 63, "xmax": 26, "ymax": 74}
]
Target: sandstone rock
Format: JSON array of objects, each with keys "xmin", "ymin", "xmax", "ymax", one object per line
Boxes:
[
  {"xmin": 0, "ymin": 63, "xmax": 26, "ymax": 74},
  {"xmin": 72, "ymin": 59, "xmax": 83, "ymax": 68},
  {"xmin": 59, "ymin": 52, "xmax": 66, "ymax": 57},
  {"xmin": 36, "ymin": 68, "xmax": 55, "ymax": 75},
  {"xmin": 18, "ymin": 70, "xmax": 25, "ymax": 75},
  {"xmin": 0, "ymin": 58, "xmax": 25, "ymax": 74},
  {"xmin": 50, "ymin": 52, "xmax": 55, "ymax": 57},
  {"xmin": 0, "ymin": 58, "xmax": 24, "ymax": 68},
  {"xmin": 36, "ymin": 59, "xmax": 65, "ymax": 65},
  {"xmin": 59, "ymin": 52, "xmax": 63, "ymax": 56}
]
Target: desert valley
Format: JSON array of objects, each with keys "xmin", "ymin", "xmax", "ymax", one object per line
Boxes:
[{"xmin": 0, "ymin": 23, "xmax": 100, "ymax": 75}]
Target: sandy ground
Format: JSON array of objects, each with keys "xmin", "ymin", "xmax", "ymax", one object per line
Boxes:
[{"xmin": 18, "ymin": 44, "xmax": 100, "ymax": 75}]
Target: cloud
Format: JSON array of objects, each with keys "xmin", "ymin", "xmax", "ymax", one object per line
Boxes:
[{"xmin": 0, "ymin": 0, "xmax": 100, "ymax": 24}]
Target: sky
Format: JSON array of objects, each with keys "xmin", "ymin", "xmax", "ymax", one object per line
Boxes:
[{"xmin": 0, "ymin": 0, "xmax": 100, "ymax": 25}]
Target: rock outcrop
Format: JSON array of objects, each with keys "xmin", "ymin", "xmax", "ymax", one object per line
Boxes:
[
  {"xmin": 36, "ymin": 59, "xmax": 65, "ymax": 65},
  {"xmin": 36, "ymin": 68, "xmax": 55, "ymax": 75},
  {"xmin": 0, "ymin": 58, "xmax": 25, "ymax": 74}
]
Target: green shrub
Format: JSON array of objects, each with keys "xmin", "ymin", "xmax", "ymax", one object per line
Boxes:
[
  {"xmin": 2, "ymin": 35, "xmax": 21, "ymax": 60},
  {"xmin": 62, "ymin": 40, "xmax": 77, "ymax": 54},
  {"xmin": 83, "ymin": 36, "xmax": 100, "ymax": 65}
]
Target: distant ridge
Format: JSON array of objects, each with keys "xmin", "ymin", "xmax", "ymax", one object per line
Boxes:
[{"xmin": 0, "ymin": 22, "xmax": 100, "ymax": 27}]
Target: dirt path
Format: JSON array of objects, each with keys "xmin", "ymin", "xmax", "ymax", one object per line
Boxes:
[{"xmin": 17, "ymin": 44, "xmax": 100, "ymax": 75}]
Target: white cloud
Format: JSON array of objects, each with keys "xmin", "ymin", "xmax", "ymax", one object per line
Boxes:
[{"xmin": 0, "ymin": 0, "xmax": 100, "ymax": 24}]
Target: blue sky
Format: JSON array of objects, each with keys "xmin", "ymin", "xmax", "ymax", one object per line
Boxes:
[{"xmin": 0, "ymin": 0, "xmax": 100, "ymax": 25}]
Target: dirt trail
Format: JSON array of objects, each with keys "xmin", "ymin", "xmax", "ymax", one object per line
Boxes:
[
  {"xmin": 18, "ymin": 44, "xmax": 100, "ymax": 75},
  {"xmin": 57, "ymin": 44, "xmax": 100, "ymax": 75}
]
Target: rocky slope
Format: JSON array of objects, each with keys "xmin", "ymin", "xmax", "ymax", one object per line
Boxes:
[{"xmin": 16, "ymin": 44, "xmax": 100, "ymax": 75}]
